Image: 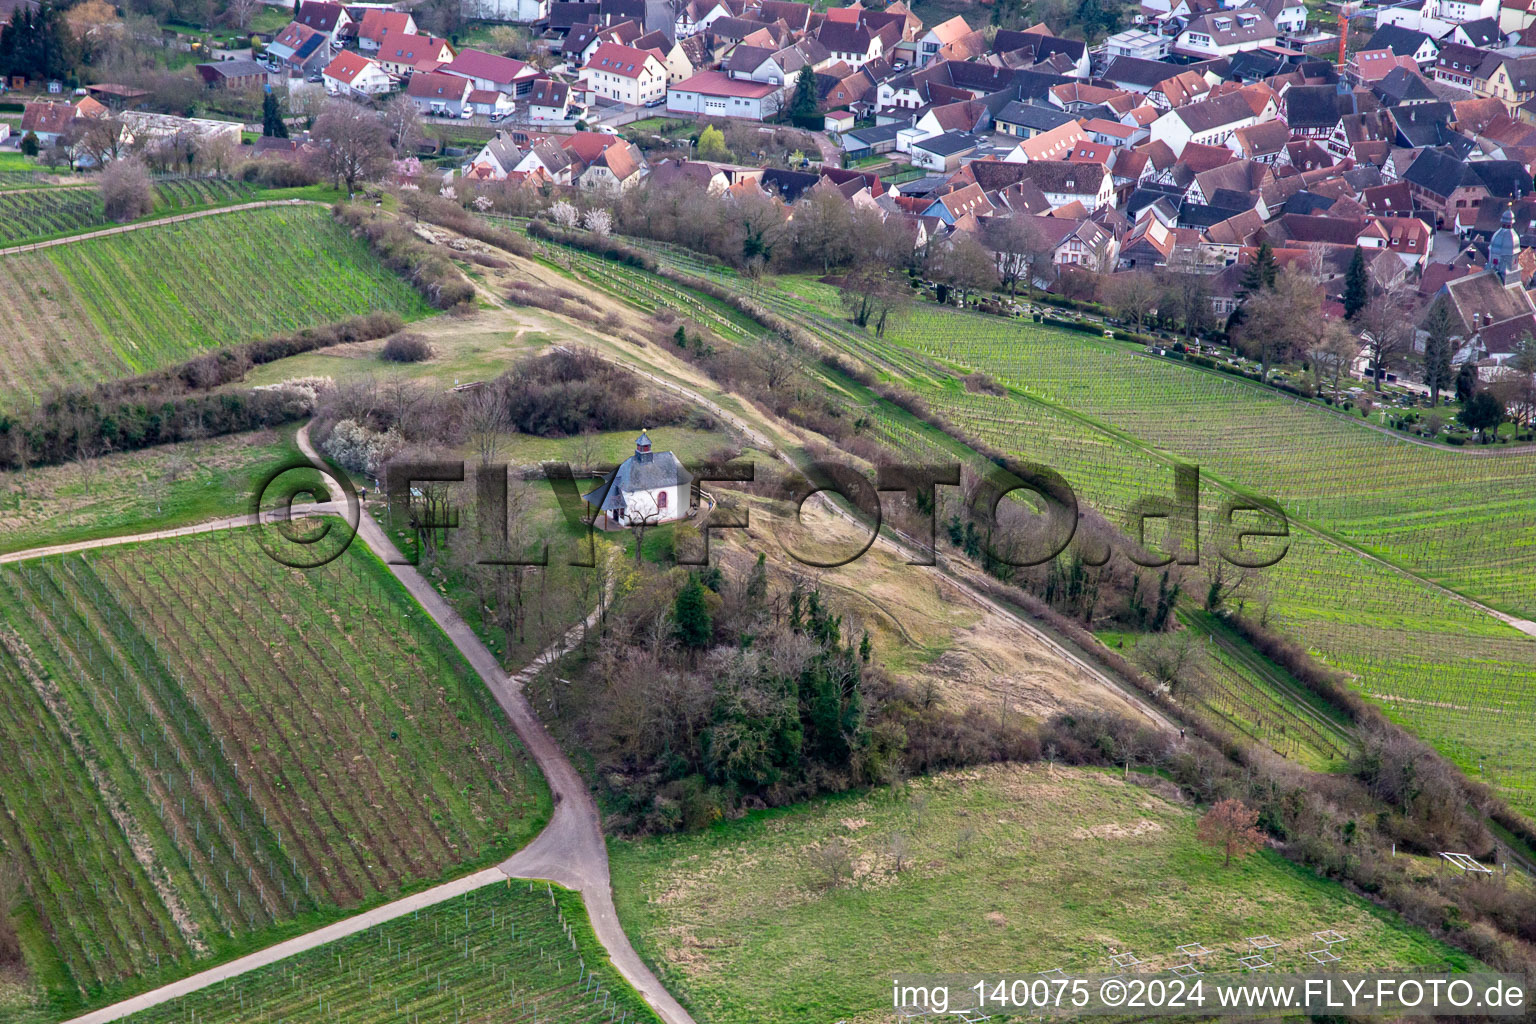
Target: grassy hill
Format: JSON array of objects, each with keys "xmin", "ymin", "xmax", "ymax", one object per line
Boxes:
[
  {"xmin": 0, "ymin": 204, "xmax": 430, "ymax": 410},
  {"xmin": 0, "ymin": 529, "xmax": 548, "ymax": 1016},
  {"xmin": 610, "ymin": 765, "xmax": 1473, "ymax": 1024},
  {"xmin": 563, "ymin": 241, "xmax": 1536, "ymax": 820}
]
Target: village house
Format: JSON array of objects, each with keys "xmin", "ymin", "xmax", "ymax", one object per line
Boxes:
[
  {"xmin": 356, "ymin": 9, "xmax": 416, "ymax": 52},
  {"xmin": 583, "ymin": 42, "xmax": 668, "ymax": 106},
  {"xmin": 376, "ymin": 33, "xmax": 455, "ymax": 77},
  {"xmin": 322, "ymin": 51, "xmax": 392, "ymax": 97}
]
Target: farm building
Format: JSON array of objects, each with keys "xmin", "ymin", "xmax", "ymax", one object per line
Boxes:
[
  {"xmin": 666, "ymin": 70, "xmax": 781, "ymax": 120},
  {"xmin": 196, "ymin": 59, "xmax": 271, "ymax": 90},
  {"xmin": 582, "ymin": 430, "xmax": 694, "ymax": 527}
]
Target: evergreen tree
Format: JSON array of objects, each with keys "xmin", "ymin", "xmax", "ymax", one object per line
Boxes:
[
  {"xmin": 1455, "ymin": 360, "xmax": 1478, "ymax": 405},
  {"xmin": 1459, "ymin": 391, "xmax": 1505, "ymax": 442},
  {"xmin": 1343, "ymin": 245, "xmax": 1369, "ymax": 320},
  {"xmin": 745, "ymin": 552, "xmax": 767, "ymax": 602},
  {"xmin": 789, "ymin": 63, "xmax": 818, "ymax": 125},
  {"xmin": 1239, "ymin": 241, "xmax": 1277, "ymax": 298},
  {"xmin": 1420, "ymin": 301, "xmax": 1455, "ymax": 406},
  {"xmin": 18, "ymin": 131, "xmax": 38, "ymax": 157},
  {"xmin": 672, "ymin": 324, "xmax": 687, "ymax": 348},
  {"xmin": 0, "ymin": 3, "xmax": 79, "ymax": 82},
  {"xmin": 262, "ymin": 89, "xmax": 288, "ymax": 138},
  {"xmin": 672, "ymin": 574, "xmax": 713, "ymax": 651}
]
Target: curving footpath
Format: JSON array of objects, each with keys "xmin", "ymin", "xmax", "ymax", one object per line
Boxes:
[{"xmin": 44, "ymin": 429, "xmax": 696, "ymax": 1024}]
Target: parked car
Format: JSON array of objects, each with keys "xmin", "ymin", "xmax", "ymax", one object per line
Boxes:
[{"xmin": 460, "ymin": 107, "xmax": 473, "ymax": 119}]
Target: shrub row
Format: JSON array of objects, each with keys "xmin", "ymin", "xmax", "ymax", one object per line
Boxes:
[
  {"xmin": 0, "ymin": 313, "xmax": 398, "ymax": 471},
  {"xmin": 334, "ymin": 203, "xmax": 475, "ymax": 309},
  {"xmin": 405, "ymin": 193, "xmax": 531, "ymax": 257}
]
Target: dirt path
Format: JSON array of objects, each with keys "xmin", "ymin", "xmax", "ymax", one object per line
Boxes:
[
  {"xmin": 290, "ymin": 425, "xmax": 699, "ymax": 1024},
  {"xmin": 0, "ymin": 199, "xmax": 319, "ymax": 259}
]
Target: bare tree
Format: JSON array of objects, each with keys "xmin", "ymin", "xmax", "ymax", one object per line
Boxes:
[
  {"xmin": 380, "ymin": 93, "xmax": 423, "ymax": 158},
  {"xmin": 74, "ymin": 115, "xmax": 129, "ymax": 168},
  {"xmin": 1357, "ymin": 283, "xmax": 1414, "ymax": 392},
  {"xmin": 1236, "ymin": 265, "xmax": 1319, "ymax": 379},
  {"xmin": 466, "ymin": 386, "xmax": 509, "ymax": 468},
  {"xmin": 984, "ymin": 213, "xmax": 1052, "ymax": 297},
  {"xmin": 1309, "ymin": 319, "xmax": 1359, "ymax": 398},
  {"xmin": 197, "ymin": 131, "xmax": 237, "ymax": 176},
  {"xmin": 807, "ymin": 839, "xmax": 854, "ymax": 889},
  {"xmin": 930, "ymin": 231, "xmax": 998, "ymax": 306},
  {"xmin": 98, "ymin": 156, "xmax": 154, "ymax": 222},
  {"xmin": 223, "ymin": 0, "xmax": 260, "ymax": 29},
  {"xmin": 310, "ymin": 98, "xmax": 392, "ymax": 196},
  {"xmin": 1131, "ymin": 628, "xmax": 1203, "ymax": 695},
  {"xmin": 1108, "ymin": 271, "xmax": 1160, "ymax": 334}
]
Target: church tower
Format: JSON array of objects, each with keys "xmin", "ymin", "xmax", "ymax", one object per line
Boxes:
[{"xmin": 1489, "ymin": 207, "xmax": 1520, "ymax": 286}]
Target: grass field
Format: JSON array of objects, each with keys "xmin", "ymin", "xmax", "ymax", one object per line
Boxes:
[
  {"xmin": 0, "ymin": 530, "xmax": 548, "ymax": 1014},
  {"xmin": 611, "ymin": 765, "xmax": 1471, "ymax": 1024},
  {"xmin": 117, "ymin": 883, "xmax": 660, "ymax": 1024},
  {"xmin": 0, "ymin": 179, "xmax": 257, "ymax": 248},
  {"xmin": 581, "ymin": 246, "xmax": 1536, "ymax": 818},
  {"xmin": 0, "ymin": 204, "xmax": 430, "ymax": 409},
  {"xmin": 0, "ymin": 427, "xmax": 315, "ymax": 556}
]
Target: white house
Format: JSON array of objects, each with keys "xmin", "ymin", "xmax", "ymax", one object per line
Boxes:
[
  {"xmin": 406, "ymin": 71, "xmax": 473, "ymax": 116},
  {"xmin": 463, "ymin": 0, "xmax": 549, "ymax": 23},
  {"xmin": 322, "ymin": 51, "xmax": 393, "ymax": 97},
  {"xmin": 666, "ymin": 70, "xmax": 781, "ymax": 120},
  {"xmin": 376, "ymin": 33, "xmax": 455, "ymax": 76},
  {"xmin": 582, "ymin": 431, "xmax": 693, "ymax": 527},
  {"xmin": 1148, "ymin": 91, "xmax": 1257, "ymax": 155},
  {"xmin": 582, "ymin": 42, "xmax": 667, "ymax": 107},
  {"xmin": 356, "ymin": 9, "xmax": 416, "ymax": 52},
  {"xmin": 526, "ymin": 77, "xmax": 575, "ymax": 120},
  {"xmin": 1173, "ymin": 9, "xmax": 1278, "ymax": 57}
]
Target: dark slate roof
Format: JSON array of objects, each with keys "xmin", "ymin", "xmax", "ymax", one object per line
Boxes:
[
  {"xmin": 1365, "ymin": 24, "xmax": 1433, "ymax": 58},
  {"xmin": 1403, "ymin": 148, "xmax": 1530, "ymax": 200},
  {"xmin": 1283, "ymin": 190, "xmax": 1336, "ymax": 215},
  {"xmin": 1226, "ymin": 49, "xmax": 1286, "ymax": 81},
  {"xmin": 761, "ymin": 167, "xmax": 820, "ymax": 201},
  {"xmin": 993, "ymin": 29, "xmax": 1085, "ymax": 62},
  {"xmin": 914, "ymin": 129, "xmax": 984, "ymax": 156},
  {"xmin": 1284, "ymin": 83, "xmax": 1348, "ymax": 129},
  {"xmin": 582, "ymin": 444, "xmax": 693, "ymax": 512},
  {"xmin": 1102, "ymin": 55, "xmax": 1185, "ymax": 89},
  {"xmin": 1372, "ymin": 66, "xmax": 1437, "ymax": 106},
  {"xmin": 995, "ymin": 99, "xmax": 1075, "ymax": 131},
  {"xmin": 1389, "ymin": 100, "xmax": 1456, "ymax": 146},
  {"xmin": 1457, "ymin": 17, "xmax": 1500, "ymax": 47}
]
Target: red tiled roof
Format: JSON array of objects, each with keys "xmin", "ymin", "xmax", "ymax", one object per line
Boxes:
[
  {"xmin": 358, "ymin": 9, "xmax": 413, "ymax": 42},
  {"xmin": 323, "ymin": 50, "xmax": 377, "ymax": 85},
  {"xmin": 406, "ymin": 71, "xmax": 471, "ymax": 100},
  {"xmin": 669, "ymin": 69, "xmax": 780, "ymax": 98},
  {"xmin": 584, "ymin": 42, "xmax": 659, "ymax": 78}
]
